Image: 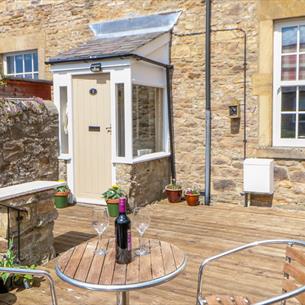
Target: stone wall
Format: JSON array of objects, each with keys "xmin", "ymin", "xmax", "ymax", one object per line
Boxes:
[
  {"xmin": 115, "ymin": 158, "xmax": 170, "ymax": 209},
  {"xmin": 0, "ymin": 190, "xmax": 58, "ymax": 264},
  {"xmin": 2, "ymin": 0, "xmax": 305, "ymax": 207},
  {"xmin": 0, "ymin": 98, "xmax": 59, "ymax": 187}
]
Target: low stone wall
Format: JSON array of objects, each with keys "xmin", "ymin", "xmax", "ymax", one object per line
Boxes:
[
  {"xmin": 0, "ymin": 98, "xmax": 59, "ymax": 188},
  {"xmin": 115, "ymin": 157, "xmax": 171, "ymax": 209},
  {"xmin": 0, "ymin": 189, "xmax": 58, "ymax": 265}
]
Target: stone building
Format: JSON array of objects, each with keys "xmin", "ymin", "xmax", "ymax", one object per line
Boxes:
[{"xmin": 1, "ymin": 0, "xmax": 305, "ymax": 207}]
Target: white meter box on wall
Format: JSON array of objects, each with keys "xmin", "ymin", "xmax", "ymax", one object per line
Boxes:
[{"xmin": 243, "ymin": 158, "xmax": 274, "ymax": 194}]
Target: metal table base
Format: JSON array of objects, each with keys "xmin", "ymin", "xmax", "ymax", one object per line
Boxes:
[{"xmin": 117, "ymin": 291, "xmax": 129, "ymax": 305}]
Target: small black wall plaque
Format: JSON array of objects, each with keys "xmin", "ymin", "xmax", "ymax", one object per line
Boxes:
[
  {"xmin": 90, "ymin": 63, "xmax": 102, "ymax": 72},
  {"xmin": 89, "ymin": 88, "xmax": 97, "ymax": 95}
]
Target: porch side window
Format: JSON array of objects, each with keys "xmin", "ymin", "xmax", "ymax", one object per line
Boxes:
[
  {"xmin": 59, "ymin": 86, "xmax": 69, "ymax": 154},
  {"xmin": 274, "ymin": 22, "xmax": 305, "ymax": 146},
  {"xmin": 116, "ymin": 83, "xmax": 125, "ymax": 157},
  {"xmin": 132, "ymin": 85, "xmax": 164, "ymax": 157}
]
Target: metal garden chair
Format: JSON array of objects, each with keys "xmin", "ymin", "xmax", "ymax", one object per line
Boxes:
[
  {"xmin": 0, "ymin": 267, "xmax": 58, "ymax": 305},
  {"xmin": 196, "ymin": 240, "xmax": 305, "ymax": 305}
]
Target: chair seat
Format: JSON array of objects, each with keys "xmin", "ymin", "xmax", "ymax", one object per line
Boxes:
[{"xmin": 202, "ymin": 295, "xmax": 251, "ymax": 305}]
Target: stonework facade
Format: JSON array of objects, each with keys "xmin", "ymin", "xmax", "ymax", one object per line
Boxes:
[
  {"xmin": 116, "ymin": 158, "xmax": 171, "ymax": 208},
  {"xmin": 1, "ymin": 0, "xmax": 305, "ymax": 207},
  {"xmin": 0, "ymin": 190, "xmax": 58, "ymax": 265},
  {"xmin": 0, "ymin": 98, "xmax": 59, "ymax": 188}
]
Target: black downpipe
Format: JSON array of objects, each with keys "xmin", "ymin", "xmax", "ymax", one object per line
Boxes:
[
  {"xmin": 132, "ymin": 55, "xmax": 175, "ymax": 180},
  {"xmin": 205, "ymin": 0, "xmax": 212, "ymax": 205},
  {"xmin": 166, "ymin": 66, "xmax": 176, "ymax": 180},
  {"xmin": 212, "ymin": 28, "xmax": 247, "ymax": 159}
]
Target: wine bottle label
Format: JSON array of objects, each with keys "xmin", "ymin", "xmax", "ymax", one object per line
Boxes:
[{"xmin": 128, "ymin": 229, "xmax": 132, "ymax": 251}]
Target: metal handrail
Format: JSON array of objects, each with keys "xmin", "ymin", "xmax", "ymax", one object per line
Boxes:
[
  {"xmin": 196, "ymin": 239, "xmax": 305, "ymax": 305},
  {"xmin": 0, "ymin": 267, "xmax": 58, "ymax": 305},
  {"xmin": 0, "ymin": 203, "xmax": 28, "ymax": 261}
]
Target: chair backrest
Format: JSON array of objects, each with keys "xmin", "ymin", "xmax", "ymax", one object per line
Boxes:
[
  {"xmin": 0, "ymin": 267, "xmax": 58, "ymax": 305},
  {"xmin": 283, "ymin": 245, "xmax": 305, "ymax": 305}
]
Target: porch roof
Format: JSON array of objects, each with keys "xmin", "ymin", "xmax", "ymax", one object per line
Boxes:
[
  {"xmin": 46, "ymin": 31, "xmax": 165, "ymax": 64},
  {"xmin": 47, "ymin": 11, "xmax": 181, "ymax": 65}
]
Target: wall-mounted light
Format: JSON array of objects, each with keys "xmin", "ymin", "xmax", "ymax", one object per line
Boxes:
[{"xmin": 90, "ymin": 63, "xmax": 102, "ymax": 72}]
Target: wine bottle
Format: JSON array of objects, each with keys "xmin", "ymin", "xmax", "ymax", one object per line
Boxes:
[{"xmin": 115, "ymin": 197, "xmax": 132, "ymax": 264}]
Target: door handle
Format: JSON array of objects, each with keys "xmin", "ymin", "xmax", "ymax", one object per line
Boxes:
[{"xmin": 106, "ymin": 125, "xmax": 112, "ymax": 134}]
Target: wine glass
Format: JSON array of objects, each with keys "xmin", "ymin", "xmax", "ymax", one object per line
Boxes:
[
  {"xmin": 133, "ymin": 207, "xmax": 151, "ymax": 256},
  {"xmin": 92, "ymin": 207, "xmax": 109, "ymax": 256}
]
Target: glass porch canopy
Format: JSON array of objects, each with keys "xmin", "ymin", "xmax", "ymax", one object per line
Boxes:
[{"xmin": 47, "ymin": 11, "xmax": 181, "ymax": 165}]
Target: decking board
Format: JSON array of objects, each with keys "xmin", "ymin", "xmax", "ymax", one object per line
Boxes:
[{"xmin": 2, "ymin": 201, "xmax": 305, "ymax": 305}]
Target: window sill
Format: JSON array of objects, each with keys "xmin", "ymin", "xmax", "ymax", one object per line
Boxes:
[
  {"xmin": 58, "ymin": 154, "xmax": 71, "ymax": 161},
  {"xmin": 255, "ymin": 147, "xmax": 305, "ymax": 160},
  {"xmin": 114, "ymin": 152, "xmax": 171, "ymax": 164}
]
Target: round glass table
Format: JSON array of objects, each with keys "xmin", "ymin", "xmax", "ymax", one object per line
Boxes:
[{"xmin": 56, "ymin": 238, "xmax": 187, "ymax": 305}]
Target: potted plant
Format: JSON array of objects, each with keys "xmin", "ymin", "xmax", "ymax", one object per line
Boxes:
[
  {"xmin": 54, "ymin": 183, "xmax": 70, "ymax": 209},
  {"xmin": 184, "ymin": 187, "xmax": 200, "ymax": 206},
  {"xmin": 102, "ymin": 185, "xmax": 126, "ymax": 217},
  {"xmin": 164, "ymin": 179, "xmax": 183, "ymax": 203},
  {"xmin": 0, "ymin": 240, "xmax": 36, "ymax": 293}
]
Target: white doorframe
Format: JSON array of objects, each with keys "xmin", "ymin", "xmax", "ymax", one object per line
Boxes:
[{"xmin": 52, "ymin": 60, "xmax": 132, "ymax": 204}]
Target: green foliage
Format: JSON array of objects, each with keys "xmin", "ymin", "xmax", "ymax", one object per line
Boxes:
[
  {"xmin": 102, "ymin": 184, "xmax": 126, "ymax": 200},
  {"xmin": 0, "ymin": 72, "xmax": 7, "ymax": 88},
  {"xmin": 184, "ymin": 187, "xmax": 200, "ymax": 196},
  {"xmin": 56, "ymin": 184, "xmax": 69, "ymax": 193},
  {"xmin": 0, "ymin": 239, "xmax": 36, "ymax": 287},
  {"xmin": 165, "ymin": 178, "xmax": 182, "ymax": 191}
]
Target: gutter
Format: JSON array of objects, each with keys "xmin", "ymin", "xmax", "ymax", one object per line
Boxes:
[{"xmin": 45, "ymin": 53, "xmax": 172, "ymax": 69}]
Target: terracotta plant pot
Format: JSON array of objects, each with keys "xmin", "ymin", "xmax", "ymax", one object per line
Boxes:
[
  {"xmin": 165, "ymin": 188, "xmax": 182, "ymax": 203},
  {"xmin": 54, "ymin": 191, "xmax": 69, "ymax": 209},
  {"xmin": 106, "ymin": 199, "xmax": 119, "ymax": 217},
  {"xmin": 185, "ymin": 194, "xmax": 200, "ymax": 206}
]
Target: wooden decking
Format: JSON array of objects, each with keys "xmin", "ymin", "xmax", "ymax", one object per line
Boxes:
[{"xmin": 3, "ymin": 201, "xmax": 305, "ymax": 305}]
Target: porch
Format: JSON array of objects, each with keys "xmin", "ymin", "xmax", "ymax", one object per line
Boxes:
[{"xmin": 2, "ymin": 201, "xmax": 305, "ymax": 305}]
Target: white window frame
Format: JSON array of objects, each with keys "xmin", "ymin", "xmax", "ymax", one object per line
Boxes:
[
  {"xmin": 130, "ymin": 81, "xmax": 170, "ymax": 163},
  {"xmin": 3, "ymin": 50, "xmax": 39, "ymax": 79},
  {"xmin": 273, "ymin": 20, "xmax": 305, "ymax": 147}
]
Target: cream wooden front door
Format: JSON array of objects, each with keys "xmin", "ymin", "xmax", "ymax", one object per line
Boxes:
[{"xmin": 72, "ymin": 74, "xmax": 112, "ymax": 203}]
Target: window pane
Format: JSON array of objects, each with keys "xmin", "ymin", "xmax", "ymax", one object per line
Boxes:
[
  {"xmin": 15, "ymin": 55, "xmax": 23, "ymax": 73},
  {"xmin": 132, "ymin": 85, "xmax": 164, "ymax": 157},
  {"xmin": 24, "ymin": 74, "xmax": 32, "ymax": 79},
  {"xmin": 299, "ymin": 114, "xmax": 305, "ymax": 138},
  {"xmin": 281, "ymin": 113, "xmax": 296, "ymax": 138},
  {"xmin": 24, "ymin": 53, "xmax": 32, "ymax": 72},
  {"xmin": 116, "ymin": 84, "xmax": 125, "ymax": 157},
  {"xmin": 33, "ymin": 73, "xmax": 38, "ymax": 79},
  {"xmin": 282, "ymin": 26, "xmax": 297, "ymax": 53},
  {"xmin": 6, "ymin": 56, "xmax": 14, "ymax": 74},
  {"xmin": 281, "ymin": 55, "xmax": 296, "ymax": 80},
  {"xmin": 299, "ymin": 86, "xmax": 305, "ymax": 111},
  {"xmin": 299, "ymin": 54, "xmax": 305, "ymax": 80},
  {"xmin": 33, "ymin": 52, "xmax": 38, "ymax": 71},
  {"xmin": 281, "ymin": 87, "xmax": 296, "ymax": 111},
  {"xmin": 60, "ymin": 87, "xmax": 69, "ymax": 154},
  {"xmin": 300, "ymin": 26, "xmax": 305, "ymax": 52}
]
